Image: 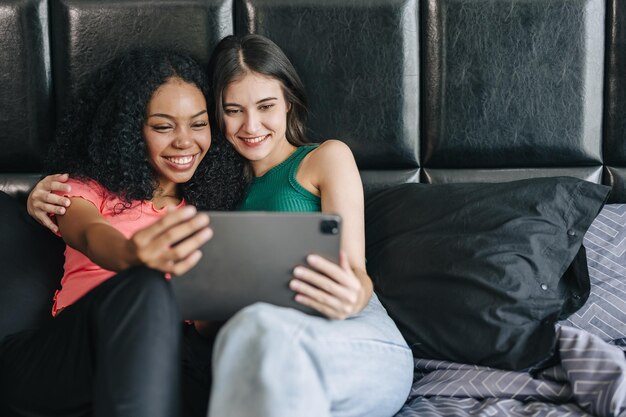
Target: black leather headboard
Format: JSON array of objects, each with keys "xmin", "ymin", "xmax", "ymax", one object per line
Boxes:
[{"xmin": 1, "ymin": 0, "xmax": 624, "ymax": 202}]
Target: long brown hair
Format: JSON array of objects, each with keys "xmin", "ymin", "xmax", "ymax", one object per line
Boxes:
[{"xmin": 208, "ymin": 34, "xmax": 309, "ymax": 147}]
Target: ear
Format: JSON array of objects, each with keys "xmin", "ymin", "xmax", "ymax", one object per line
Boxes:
[{"xmin": 287, "ymin": 102, "xmax": 292, "ymax": 112}]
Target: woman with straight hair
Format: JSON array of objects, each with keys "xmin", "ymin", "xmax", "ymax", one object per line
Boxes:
[{"xmin": 203, "ymin": 34, "xmax": 413, "ymax": 417}]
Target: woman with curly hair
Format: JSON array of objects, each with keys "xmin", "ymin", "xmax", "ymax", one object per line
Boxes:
[{"xmin": 2, "ymin": 49, "xmax": 245, "ymax": 417}]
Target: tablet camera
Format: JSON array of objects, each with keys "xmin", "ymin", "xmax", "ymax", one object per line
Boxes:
[{"xmin": 320, "ymin": 219, "xmax": 339, "ymax": 235}]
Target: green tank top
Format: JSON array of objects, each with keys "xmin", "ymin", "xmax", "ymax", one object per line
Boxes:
[{"xmin": 238, "ymin": 145, "xmax": 321, "ymax": 212}]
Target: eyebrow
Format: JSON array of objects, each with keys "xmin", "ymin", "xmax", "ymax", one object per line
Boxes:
[
  {"xmin": 223, "ymin": 97, "xmax": 278, "ymax": 107},
  {"xmin": 147, "ymin": 109, "xmax": 208, "ymax": 119}
]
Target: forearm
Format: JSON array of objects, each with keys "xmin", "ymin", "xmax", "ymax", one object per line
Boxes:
[
  {"xmin": 56, "ymin": 198, "xmax": 210, "ymax": 276},
  {"xmin": 54, "ymin": 197, "xmax": 140, "ymax": 271},
  {"xmin": 75, "ymin": 223, "xmax": 139, "ymax": 272}
]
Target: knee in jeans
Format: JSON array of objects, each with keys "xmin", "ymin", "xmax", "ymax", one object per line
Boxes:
[{"xmin": 219, "ymin": 303, "xmax": 298, "ymax": 344}]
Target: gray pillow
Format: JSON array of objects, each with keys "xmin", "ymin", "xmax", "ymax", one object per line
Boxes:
[{"xmin": 560, "ymin": 204, "xmax": 626, "ymax": 342}]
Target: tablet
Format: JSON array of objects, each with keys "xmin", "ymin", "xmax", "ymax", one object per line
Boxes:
[{"xmin": 171, "ymin": 211, "xmax": 341, "ymax": 320}]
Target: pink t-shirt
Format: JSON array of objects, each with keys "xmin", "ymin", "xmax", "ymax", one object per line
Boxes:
[{"xmin": 51, "ymin": 178, "xmax": 185, "ymax": 316}]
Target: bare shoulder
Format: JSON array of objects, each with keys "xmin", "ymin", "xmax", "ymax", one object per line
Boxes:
[
  {"xmin": 308, "ymin": 139, "xmax": 355, "ymax": 165},
  {"xmin": 303, "ymin": 140, "xmax": 360, "ymax": 188},
  {"xmin": 297, "ymin": 140, "xmax": 359, "ymax": 191}
]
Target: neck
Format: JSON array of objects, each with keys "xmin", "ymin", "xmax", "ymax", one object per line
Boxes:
[
  {"xmin": 152, "ymin": 184, "xmax": 182, "ymax": 209},
  {"xmin": 251, "ymin": 142, "xmax": 298, "ymax": 177}
]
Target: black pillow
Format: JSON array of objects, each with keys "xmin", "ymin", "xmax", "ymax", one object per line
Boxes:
[
  {"xmin": 364, "ymin": 177, "xmax": 610, "ymax": 371},
  {"xmin": 0, "ymin": 191, "xmax": 65, "ymax": 340}
]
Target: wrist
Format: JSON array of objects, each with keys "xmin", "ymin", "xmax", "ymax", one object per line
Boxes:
[{"xmin": 123, "ymin": 239, "xmax": 142, "ymax": 269}]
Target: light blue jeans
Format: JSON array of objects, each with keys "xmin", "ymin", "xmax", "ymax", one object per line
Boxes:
[{"xmin": 208, "ymin": 293, "xmax": 413, "ymax": 417}]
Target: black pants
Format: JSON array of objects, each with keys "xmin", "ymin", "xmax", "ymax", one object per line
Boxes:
[
  {"xmin": 0, "ymin": 267, "xmax": 185, "ymax": 417},
  {"xmin": 180, "ymin": 322, "xmax": 216, "ymax": 417}
]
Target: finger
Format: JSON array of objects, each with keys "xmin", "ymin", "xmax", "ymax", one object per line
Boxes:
[
  {"xmin": 290, "ymin": 275, "xmax": 346, "ymax": 312},
  {"xmin": 49, "ymin": 181, "xmax": 72, "ymax": 194},
  {"xmin": 292, "ymin": 266, "xmax": 353, "ymax": 301},
  {"xmin": 169, "ymin": 249, "xmax": 204, "ymax": 276},
  {"xmin": 166, "ymin": 226, "xmax": 213, "ymax": 263},
  {"xmin": 37, "ymin": 214, "xmax": 60, "ymax": 234},
  {"xmin": 36, "ymin": 202, "xmax": 66, "ymax": 216},
  {"xmin": 47, "ymin": 173, "xmax": 70, "ymax": 183},
  {"xmin": 39, "ymin": 174, "xmax": 60, "ymax": 189},
  {"xmin": 294, "ymin": 293, "xmax": 347, "ymax": 320},
  {"xmin": 152, "ymin": 212, "xmax": 210, "ymax": 248},
  {"xmin": 133, "ymin": 206, "xmax": 199, "ymax": 245},
  {"xmin": 306, "ymin": 254, "xmax": 356, "ymax": 287},
  {"xmin": 42, "ymin": 191, "xmax": 71, "ymax": 208},
  {"xmin": 134, "ymin": 213, "xmax": 210, "ymax": 263}
]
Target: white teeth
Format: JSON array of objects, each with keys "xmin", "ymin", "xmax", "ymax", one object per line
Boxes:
[
  {"xmin": 241, "ymin": 135, "xmax": 267, "ymax": 143},
  {"xmin": 167, "ymin": 155, "xmax": 194, "ymax": 165}
]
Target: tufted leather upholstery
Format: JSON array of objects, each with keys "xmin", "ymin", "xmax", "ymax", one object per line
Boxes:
[
  {"xmin": 236, "ymin": 0, "xmax": 420, "ymax": 170},
  {"xmin": 49, "ymin": 0, "xmax": 232, "ymax": 115},
  {"xmin": 605, "ymin": 0, "xmax": 626, "ymax": 203},
  {"xmin": 1, "ymin": 0, "xmax": 625, "ymax": 201},
  {"xmin": 422, "ymin": 0, "xmax": 604, "ymax": 168},
  {"xmin": 0, "ymin": 0, "xmax": 51, "ymax": 175}
]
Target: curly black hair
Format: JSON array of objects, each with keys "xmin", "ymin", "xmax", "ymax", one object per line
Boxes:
[{"xmin": 46, "ymin": 49, "xmax": 246, "ymax": 211}]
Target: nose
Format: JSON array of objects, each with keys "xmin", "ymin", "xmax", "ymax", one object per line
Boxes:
[
  {"xmin": 172, "ymin": 127, "xmax": 193, "ymax": 149},
  {"xmin": 243, "ymin": 111, "xmax": 260, "ymax": 134}
]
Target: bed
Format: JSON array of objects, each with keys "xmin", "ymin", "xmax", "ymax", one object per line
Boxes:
[
  {"xmin": 363, "ymin": 183, "xmax": 626, "ymax": 417},
  {"xmin": 394, "ymin": 204, "xmax": 626, "ymax": 417}
]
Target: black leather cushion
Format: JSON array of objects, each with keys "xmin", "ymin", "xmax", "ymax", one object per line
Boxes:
[
  {"xmin": 606, "ymin": 167, "xmax": 626, "ymax": 204},
  {"xmin": 0, "ymin": 192, "xmax": 64, "ymax": 340},
  {"xmin": 51, "ymin": 0, "xmax": 231, "ymax": 116},
  {"xmin": 0, "ymin": 0, "xmax": 51, "ymax": 173},
  {"xmin": 423, "ymin": 167, "xmax": 603, "ymax": 187},
  {"xmin": 237, "ymin": 0, "xmax": 419, "ymax": 170},
  {"xmin": 421, "ymin": 0, "xmax": 604, "ymax": 168},
  {"xmin": 364, "ymin": 177, "xmax": 610, "ymax": 370},
  {"xmin": 602, "ymin": 0, "xmax": 626, "ymax": 203}
]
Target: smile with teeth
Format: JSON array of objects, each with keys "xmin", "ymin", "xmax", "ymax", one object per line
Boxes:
[
  {"xmin": 164, "ymin": 155, "xmax": 195, "ymax": 165},
  {"xmin": 240, "ymin": 135, "xmax": 269, "ymax": 144}
]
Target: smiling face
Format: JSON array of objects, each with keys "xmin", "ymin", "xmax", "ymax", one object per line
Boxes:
[
  {"xmin": 143, "ymin": 77, "xmax": 211, "ymax": 196},
  {"xmin": 222, "ymin": 72, "xmax": 295, "ymax": 176}
]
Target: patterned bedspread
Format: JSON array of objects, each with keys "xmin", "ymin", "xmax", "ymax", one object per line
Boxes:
[{"xmin": 396, "ymin": 326, "xmax": 626, "ymax": 417}]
